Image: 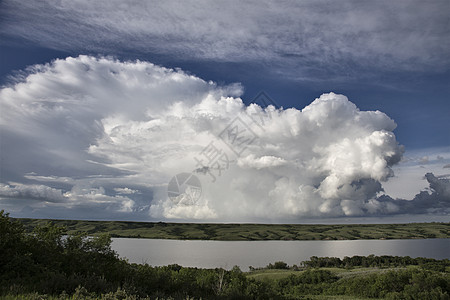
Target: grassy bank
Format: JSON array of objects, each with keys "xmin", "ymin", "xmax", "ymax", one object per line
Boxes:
[{"xmin": 16, "ymin": 218, "xmax": 450, "ymax": 240}]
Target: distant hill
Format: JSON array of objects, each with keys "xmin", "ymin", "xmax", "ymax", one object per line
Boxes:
[{"xmin": 16, "ymin": 218, "xmax": 449, "ymax": 240}]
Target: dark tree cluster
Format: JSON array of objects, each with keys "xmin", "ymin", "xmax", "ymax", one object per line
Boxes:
[
  {"xmin": 303, "ymin": 255, "xmax": 449, "ymax": 271},
  {"xmin": 0, "ymin": 210, "xmax": 275, "ymax": 299}
]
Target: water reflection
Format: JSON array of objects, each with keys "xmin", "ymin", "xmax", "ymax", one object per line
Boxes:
[{"xmin": 111, "ymin": 238, "xmax": 449, "ymax": 271}]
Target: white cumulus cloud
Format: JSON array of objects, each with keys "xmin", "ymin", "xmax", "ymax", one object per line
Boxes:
[
  {"xmin": 0, "ymin": 183, "xmax": 66, "ymax": 202},
  {"xmin": 3, "ymin": 56, "xmax": 446, "ymax": 221}
]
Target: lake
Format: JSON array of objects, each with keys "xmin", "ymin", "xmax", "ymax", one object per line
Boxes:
[{"xmin": 111, "ymin": 238, "xmax": 449, "ymax": 271}]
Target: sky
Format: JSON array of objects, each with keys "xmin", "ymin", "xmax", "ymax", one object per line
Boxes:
[{"xmin": 0, "ymin": 0, "xmax": 449, "ymax": 223}]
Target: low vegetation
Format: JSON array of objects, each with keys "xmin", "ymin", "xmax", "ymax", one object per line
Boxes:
[
  {"xmin": 1, "ymin": 210, "xmax": 449, "ymax": 299},
  {"xmin": 16, "ymin": 217, "xmax": 449, "ymax": 240}
]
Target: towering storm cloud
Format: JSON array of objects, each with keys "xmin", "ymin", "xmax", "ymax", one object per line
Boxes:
[{"xmin": 0, "ymin": 56, "xmax": 447, "ymax": 221}]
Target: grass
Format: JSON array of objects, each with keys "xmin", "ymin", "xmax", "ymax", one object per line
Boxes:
[
  {"xmin": 0, "ymin": 293, "xmax": 378, "ymax": 300},
  {"xmin": 16, "ymin": 218, "xmax": 449, "ymax": 241},
  {"xmin": 246, "ymin": 266, "xmax": 401, "ymax": 281},
  {"xmin": 245, "ymin": 267, "xmax": 418, "ymax": 300},
  {"xmin": 298, "ymin": 296, "xmax": 376, "ymax": 300},
  {"xmin": 247, "ymin": 269, "xmax": 301, "ymax": 280}
]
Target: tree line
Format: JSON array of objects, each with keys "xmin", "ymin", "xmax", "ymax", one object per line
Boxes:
[{"xmin": 302, "ymin": 255, "xmax": 449, "ymax": 271}]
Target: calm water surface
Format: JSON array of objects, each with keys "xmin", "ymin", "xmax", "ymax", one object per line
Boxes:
[{"xmin": 111, "ymin": 238, "xmax": 449, "ymax": 271}]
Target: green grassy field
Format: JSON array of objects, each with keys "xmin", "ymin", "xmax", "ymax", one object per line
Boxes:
[
  {"xmin": 245, "ymin": 267, "xmax": 397, "ymax": 300},
  {"xmin": 246, "ymin": 266, "xmax": 405, "ymax": 281},
  {"xmin": 16, "ymin": 218, "xmax": 449, "ymax": 240}
]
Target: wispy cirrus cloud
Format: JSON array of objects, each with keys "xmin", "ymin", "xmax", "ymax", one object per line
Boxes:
[{"xmin": 1, "ymin": 0, "xmax": 449, "ymax": 81}]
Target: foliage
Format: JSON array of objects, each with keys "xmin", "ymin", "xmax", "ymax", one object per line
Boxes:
[
  {"xmin": 303, "ymin": 254, "xmax": 450, "ymax": 270},
  {"xmin": 266, "ymin": 261, "xmax": 289, "ymax": 270}
]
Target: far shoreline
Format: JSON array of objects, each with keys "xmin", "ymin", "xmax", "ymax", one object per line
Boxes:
[{"xmin": 16, "ymin": 217, "xmax": 449, "ymax": 241}]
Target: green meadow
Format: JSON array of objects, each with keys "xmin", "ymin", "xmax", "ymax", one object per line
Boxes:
[{"xmin": 16, "ymin": 218, "xmax": 449, "ymax": 240}]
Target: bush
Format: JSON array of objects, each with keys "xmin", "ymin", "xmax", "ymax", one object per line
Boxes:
[{"xmin": 267, "ymin": 261, "xmax": 289, "ymax": 269}]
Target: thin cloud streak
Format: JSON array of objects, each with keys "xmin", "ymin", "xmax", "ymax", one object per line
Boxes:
[{"xmin": 1, "ymin": 0, "xmax": 449, "ymax": 81}]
